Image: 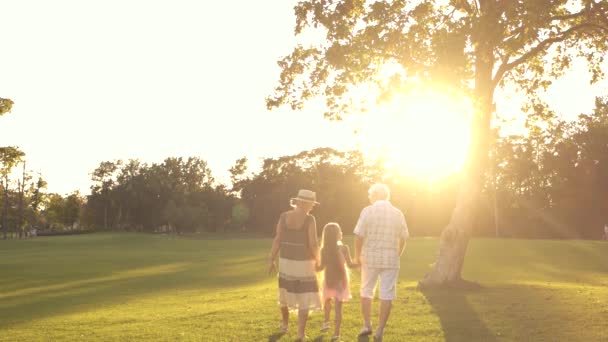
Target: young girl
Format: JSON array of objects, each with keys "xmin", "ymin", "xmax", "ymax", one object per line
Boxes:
[{"xmin": 316, "ymin": 223, "xmax": 359, "ymax": 340}]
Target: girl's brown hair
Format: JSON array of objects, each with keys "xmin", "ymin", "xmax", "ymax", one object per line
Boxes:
[{"xmin": 320, "ymin": 223, "xmax": 347, "ymax": 288}]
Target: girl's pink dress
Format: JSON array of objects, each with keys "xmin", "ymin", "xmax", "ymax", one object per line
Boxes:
[{"xmin": 322, "ymin": 281, "xmax": 351, "ymax": 302}]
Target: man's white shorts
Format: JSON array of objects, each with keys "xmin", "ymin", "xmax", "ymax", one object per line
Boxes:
[{"xmin": 360, "ymin": 265, "xmax": 399, "ymax": 300}]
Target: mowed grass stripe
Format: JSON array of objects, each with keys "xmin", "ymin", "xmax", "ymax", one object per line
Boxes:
[{"xmin": 0, "ymin": 233, "xmax": 606, "ymax": 341}]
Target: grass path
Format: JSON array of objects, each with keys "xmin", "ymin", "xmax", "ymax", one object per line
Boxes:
[{"xmin": 1, "ymin": 233, "xmax": 607, "ymax": 341}]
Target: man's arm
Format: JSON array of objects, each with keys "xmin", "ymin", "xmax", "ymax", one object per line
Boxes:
[
  {"xmin": 398, "ymin": 237, "xmax": 406, "ymax": 256},
  {"xmin": 398, "ymin": 211, "xmax": 409, "ymax": 256},
  {"xmin": 341, "ymin": 245, "xmax": 359, "ymax": 268}
]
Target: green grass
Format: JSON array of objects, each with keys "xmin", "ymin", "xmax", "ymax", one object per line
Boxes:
[{"xmin": 1, "ymin": 233, "xmax": 607, "ymax": 341}]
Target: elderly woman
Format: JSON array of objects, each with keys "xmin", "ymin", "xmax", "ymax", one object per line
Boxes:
[{"xmin": 268, "ymin": 189, "xmax": 322, "ymax": 340}]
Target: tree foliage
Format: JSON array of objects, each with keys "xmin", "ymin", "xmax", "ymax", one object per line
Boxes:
[
  {"xmin": 0, "ymin": 97, "xmax": 13, "ymax": 117},
  {"xmin": 488, "ymin": 96, "xmax": 608, "ymax": 239},
  {"xmin": 83, "ymin": 157, "xmax": 235, "ymax": 233}
]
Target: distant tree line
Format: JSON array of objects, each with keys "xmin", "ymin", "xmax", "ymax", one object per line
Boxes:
[
  {"xmin": 83, "ymin": 157, "xmax": 234, "ymax": 234},
  {"xmin": 484, "ymin": 97, "xmax": 608, "ymax": 239},
  {"xmin": 1, "ymin": 97, "xmax": 607, "ymax": 239}
]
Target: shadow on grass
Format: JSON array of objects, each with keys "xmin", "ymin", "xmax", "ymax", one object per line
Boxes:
[
  {"xmin": 266, "ymin": 332, "xmax": 325, "ymax": 342},
  {"xmin": 421, "ymin": 288, "xmax": 497, "ymax": 342},
  {"xmin": 0, "ymin": 261, "xmax": 276, "ymax": 331},
  {"xmin": 0, "ymin": 235, "xmax": 274, "ymax": 331},
  {"xmin": 267, "ymin": 331, "xmax": 285, "ymax": 341}
]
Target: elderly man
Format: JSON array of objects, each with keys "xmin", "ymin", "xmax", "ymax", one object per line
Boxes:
[{"xmin": 354, "ymin": 183, "xmax": 409, "ymax": 341}]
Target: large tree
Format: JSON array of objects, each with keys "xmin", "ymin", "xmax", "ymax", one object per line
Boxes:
[{"xmin": 267, "ymin": 0, "xmax": 608, "ymax": 287}]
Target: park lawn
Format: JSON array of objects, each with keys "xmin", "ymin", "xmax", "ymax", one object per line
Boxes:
[{"xmin": 0, "ymin": 233, "xmax": 607, "ymax": 341}]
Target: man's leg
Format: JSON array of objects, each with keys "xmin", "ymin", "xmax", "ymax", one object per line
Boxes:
[
  {"xmin": 375, "ymin": 269, "xmax": 399, "ymax": 339},
  {"xmin": 361, "ymin": 297, "xmax": 372, "ymax": 330},
  {"xmin": 360, "ymin": 265, "xmax": 378, "ymax": 334},
  {"xmin": 376, "ymin": 299, "xmax": 392, "ymax": 337}
]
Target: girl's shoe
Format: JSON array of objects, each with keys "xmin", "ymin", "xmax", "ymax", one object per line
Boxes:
[
  {"xmin": 358, "ymin": 326, "xmax": 373, "ymax": 336},
  {"xmin": 330, "ymin": 335, "xmax": 340, "ymax": 341},
  {"xmin": 320, "ymin": 321, "xmax": 331, "ymax": 332}
]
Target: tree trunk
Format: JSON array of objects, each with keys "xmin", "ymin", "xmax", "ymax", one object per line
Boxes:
[
  {"xmin": 18, "ymin": 162, "xmax": 25, "ymax": 239},
  {"xmin": 104, "ymin": 205, "xmax": 108, "ymax": 230},
  {"xmin": 419, "ymin": 13, "xmax": 495, "ymax": 289},
  {"xmin": 116, "ymin": 205, "xmax": 122, "ymax": 229},
  {"xmin": 2, "ymin": 176, "xmax": 9, "ymax": 240}
]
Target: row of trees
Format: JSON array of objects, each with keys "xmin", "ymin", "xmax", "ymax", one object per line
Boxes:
[
  {"xmin": 83, "ymin": 157, "xmax": 235, "ymax": 233},
  {"xmin": 78, "ymin": 148, "xmax": 459, "ymax": 236},
  {"xmin": 2, "ymin": 95, "xmax": 606, "ymax": 238},
  {"xmin": 488, "ymin": 97, "xmax": 608, "ymax": 239}
]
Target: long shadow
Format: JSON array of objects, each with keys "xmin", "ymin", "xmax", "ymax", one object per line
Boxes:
[
  {"xmin": 267, "ymin": 332, "xmax": 285, "ymax": 341},
  {"xmin": 421, "ymin": 287, "xmax": 497, "ymax": 342},
  {"xmin": 0, "ymin": 262, "xmax": 276, "ymax": 331},
  {"xmin": 1, "ymin": 235, "xmax": 269, "ymax": 337},
  {"xmin": 357, "ymin": 335, "xmax": 370, "ymax": 342},
  {"xmin": 266, "ymin": 333, "xmax": 324, "ymax": 342}
]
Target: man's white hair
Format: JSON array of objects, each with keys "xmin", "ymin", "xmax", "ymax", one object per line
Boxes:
[{"xmin": 368, "ymin": 183, "xmax": 390, "ymax": 200}]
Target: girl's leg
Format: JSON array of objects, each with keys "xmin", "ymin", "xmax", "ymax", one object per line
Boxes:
[
  {"xmin": 334, "ymin": 300, "xmax": 343, "ymax": 336},
  {"xmin": 297, "ymin": 309, "xmax": 309, "ymax": 339},
  {"xmin": 280, "ymin": 306, "xmax": 289, "ymax": 331},
  {"xmin": 324, "ymin": 298, "xmax": 332, "ymax": 323}
]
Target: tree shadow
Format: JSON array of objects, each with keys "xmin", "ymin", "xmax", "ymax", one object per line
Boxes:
[
  {"xmin": 0, "ymin": 234, "xmax": 277, "ymax": 330},
  {"xmin": 421, "ymin": 288, "xmax": 497, "ymax": 342}
]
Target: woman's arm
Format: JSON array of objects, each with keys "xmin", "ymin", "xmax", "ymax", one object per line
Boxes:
[
  {"xmin": 341, "ymin": 245, "xmax": 359, "ymax": 268},
  {"xmin": 307, "ymin": 216, "xmax": 320, "ymax": 264},
  {"xmin": 268, "ymin": 215, "xmax": 283, "ymax": 274}
]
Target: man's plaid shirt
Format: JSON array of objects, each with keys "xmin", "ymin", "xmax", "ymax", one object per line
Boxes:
[{"xmin": 354, "ymin": 200, "xmax": 409, "ymax": 269}]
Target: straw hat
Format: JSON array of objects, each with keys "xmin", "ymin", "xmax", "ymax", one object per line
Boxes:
[{"xmin": 290, "ymin": 189, "xmax": 320, "ymax": 205}]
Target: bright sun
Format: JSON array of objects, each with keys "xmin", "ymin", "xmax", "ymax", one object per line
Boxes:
[{"xmin": 353, "ymin": 89, "xmax": 473, "ymax": 181}]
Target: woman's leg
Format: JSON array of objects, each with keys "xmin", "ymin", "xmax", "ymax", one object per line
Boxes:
[
  {"xmin": 297, "ymin": 309, "xmax": 309, "ymax": 339},
  {"xmin": 324, "ymin": 298, "xmax": 332, "ymax": 323},
  {"xmin": 334, "ymin": 300, "xmax": 343, "ymax": 336},
  {"xmin": 280, "ymin": 306, "xmax": 289, "ymax": 330}
]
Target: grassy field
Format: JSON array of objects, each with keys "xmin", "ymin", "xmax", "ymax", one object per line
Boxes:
[{"xmin": 0, "ymin": 233, "xmax": 607, "ymax": 341}]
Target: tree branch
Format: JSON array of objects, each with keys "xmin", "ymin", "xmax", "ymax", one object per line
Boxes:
[
  {"xmin": 550, "ymin": 9, "xmax": 588, "ymax": 22},
  {"xmin": 492, "ymin": 23, "xmax": 597, "ymax": 88}
]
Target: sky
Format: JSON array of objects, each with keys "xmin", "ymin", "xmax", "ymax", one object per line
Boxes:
[{"xmin": 0, "ymin": 1, "xmax": 606, "ymax": 195}]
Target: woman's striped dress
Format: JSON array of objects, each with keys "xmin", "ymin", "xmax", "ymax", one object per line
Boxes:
[{"xmin": 277, "ymin": 213, "xmax": 321, "ymax": 310}]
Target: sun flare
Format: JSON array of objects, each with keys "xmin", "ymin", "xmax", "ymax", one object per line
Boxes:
[{"xmin": 353, "ymin": 89, "xmax": 473, "ymax": 181}]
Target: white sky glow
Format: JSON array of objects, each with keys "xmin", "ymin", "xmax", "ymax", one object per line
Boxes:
[{"xmin": 0, "ymin": 1, "xmax": 606, "ymax": 194}]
